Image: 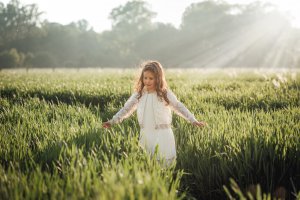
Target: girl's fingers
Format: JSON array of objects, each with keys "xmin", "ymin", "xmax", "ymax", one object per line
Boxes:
[
  {"xmin": 102, "ymin": 122, "xmax": 111, "ymax": 128},
  {"xmin": 198, "ymin": 123, "xmax": 205, "ymax": 127},
  {"xmin": 194, "ymin": 121, "xmax": 206, "ymax": 127},
  {"xmin": 200, "ymin": 122, "xmax": 206, "ymax": 126}
]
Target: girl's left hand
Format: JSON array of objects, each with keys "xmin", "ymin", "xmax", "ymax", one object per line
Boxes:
[
  {"xmin": 102, "ymin": 121, "xmax": 112, "ymax": 128},
  {"xmin": 193, "ymin": 121, "xmax": 206, "ymax": 127}
]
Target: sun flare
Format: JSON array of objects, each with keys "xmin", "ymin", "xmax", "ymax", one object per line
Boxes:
[{"xmin": 267, "ymin": 0, "xmax": 300, "ymax": 28}]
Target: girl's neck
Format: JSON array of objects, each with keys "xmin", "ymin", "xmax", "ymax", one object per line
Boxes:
[{"xmin": 144, "ymin": 88, "xmax": 156, "ymax": 93}]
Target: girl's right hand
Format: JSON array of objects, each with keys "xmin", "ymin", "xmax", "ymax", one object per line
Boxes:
[
  {"xmin": 193, "ymin": 121, "xmax": 206, "ymax": 127},
  {"xmin": 102, "ymin": 121, "xmax": 111, "ymax": 128}
]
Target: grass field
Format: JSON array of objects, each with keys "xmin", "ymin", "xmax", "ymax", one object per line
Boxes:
[{"xmin": 0, "ymin": 68, "xmax": 299, "ymax": 200}]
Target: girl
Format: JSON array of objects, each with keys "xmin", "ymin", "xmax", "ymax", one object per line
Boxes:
[{"xmin": 102, "ymin": 61, "xmax": 205, "ymax": 165}]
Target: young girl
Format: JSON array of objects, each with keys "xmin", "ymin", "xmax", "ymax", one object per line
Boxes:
[{"xmin": 102, "ymin": 61, "xmax": 205, "ymax": 165}]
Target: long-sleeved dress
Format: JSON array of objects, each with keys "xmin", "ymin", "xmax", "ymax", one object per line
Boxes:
[
  {"xmin": 109, "ymin": 89, "xmax": 197, "ymax": 164},
  {"xmin": 139, "ymin": 92, "xmax": 177, "ymax": 163}
]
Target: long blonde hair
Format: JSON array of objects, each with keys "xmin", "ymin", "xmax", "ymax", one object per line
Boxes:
[{"xmin": 135, "ymin": 61, "xmax": 169, "ymax": 104}]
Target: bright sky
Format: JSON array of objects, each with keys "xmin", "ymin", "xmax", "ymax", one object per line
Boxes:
[{"xmin": 2, "ymin": 0, "xmax": 300, "ymax": 32}]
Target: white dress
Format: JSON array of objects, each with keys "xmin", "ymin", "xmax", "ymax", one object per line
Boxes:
[
  {"xmin": 109, "ymin": 89, "xmax": 198, "ymax": 165},
  {"xmin": 139, "ymin": 92, "xmax": 176, "ymax": 163}
]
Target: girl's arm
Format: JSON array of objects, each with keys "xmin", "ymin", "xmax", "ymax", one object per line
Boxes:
[
  {"xmin": 167, "ymin": 89, "xmax": 205, "ymax": 127},
  {"xmin": 103, "ymin": 92, "xmax": 139, "ymax": 128}
]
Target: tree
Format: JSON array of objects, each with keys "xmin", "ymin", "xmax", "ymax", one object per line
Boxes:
[
  {"xmin": 30, "ymin": 51, "xmax": 57, "ymax": 68},
  {"xmin": 105, "ymin": 0, "xmax": 157, "ymax": 66},
  {"xmin": 0, "ymin": 48, "xmax": 24, "ymax": 68},
  {"xmin": 0, "ymin": 0, "xmax": 43, "ymax": 46},
  {"xmin": 40, "ymin": 22, "xmax": 80, "ymax": 66},
  {"xmin": 70, "ymin": 19, "xmax": 90, "ymax": 32},
  {"xmin": 181, "ymin": 0, "xmax": 232, "ymax": 34},
  {"xmin": 133, "ymin": 23, "xmax": 179, "ymax": 65},
  {"xmin": 109, "ymin": 0, "xmax": 156, "ymax": 34}
]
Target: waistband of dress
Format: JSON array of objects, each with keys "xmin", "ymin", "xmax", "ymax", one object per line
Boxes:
[{"xmin": 140, "ymin": 124, "xmax": 171, "ymax": 130}]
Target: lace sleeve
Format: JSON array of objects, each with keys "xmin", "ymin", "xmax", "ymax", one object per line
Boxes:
[
  {"xmin": 167, "ymin": 89, "xmax": 197, "ymax": 123},
  {"xmin": 109, "ymin": 92, "xmax": 139, "ymax": 124}
]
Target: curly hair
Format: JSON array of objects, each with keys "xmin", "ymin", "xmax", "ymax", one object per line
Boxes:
[{"xmin": 135, "ymin": 61, "xmax": 169, "ymax": 104}]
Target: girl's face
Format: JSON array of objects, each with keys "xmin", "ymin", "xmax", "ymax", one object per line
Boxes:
[{"xmin": 143, "ymin": 71, "xmax": 156, "ymax": 92}]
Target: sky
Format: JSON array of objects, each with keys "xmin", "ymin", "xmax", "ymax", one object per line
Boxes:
[{"xmin": 2, "ymin": 0, "xmax": 300, "ymax": 32}]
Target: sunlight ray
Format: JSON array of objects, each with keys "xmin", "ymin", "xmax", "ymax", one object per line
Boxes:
[{"xmin": 173, "ymin": 15, "xmax": 293, "ymax": 68}]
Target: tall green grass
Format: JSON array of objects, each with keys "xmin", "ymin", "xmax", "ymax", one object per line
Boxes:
[{"xmin": 0, "ymin": 68, "xmax": 299, "ymax": 199}]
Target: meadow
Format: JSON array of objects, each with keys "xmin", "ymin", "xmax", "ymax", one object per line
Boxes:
[{"xmin": 0, "ymin": 68, "xmax": 299, "ymax": 200}]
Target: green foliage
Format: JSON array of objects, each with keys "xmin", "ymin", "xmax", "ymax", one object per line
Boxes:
[
  {"xmin": 223, "ymin": 178, "xmax": 272, "ymax": 200},
  {"xmin": 181, "ymin": 0, "xmax": 231, "ymax": 31},
  {"xmin": 0, "ymin": 0, "xmax": 42, "ymax": 44},
  {"xmin": 109, "ymin": 0, "xmax": 155, "ymax": 35},
  {"xmin": 0, "ymin": 69, "xmax": 299, "ymax": 199},
  {"xmin": 30, "ymin": 51, "xmax": 57, "ymax": 68},
  {"xmin": 0, "ymin": 48, "xmax": 24, "ymax": 68},
  {"xmin": 1, "ymin": 0, "xmax": 300, "ymax": 68}
]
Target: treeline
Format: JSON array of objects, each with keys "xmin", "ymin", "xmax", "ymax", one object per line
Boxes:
[{"xmin": 0, "ymin": 0, "xmax": 299, "ymax": 68}]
